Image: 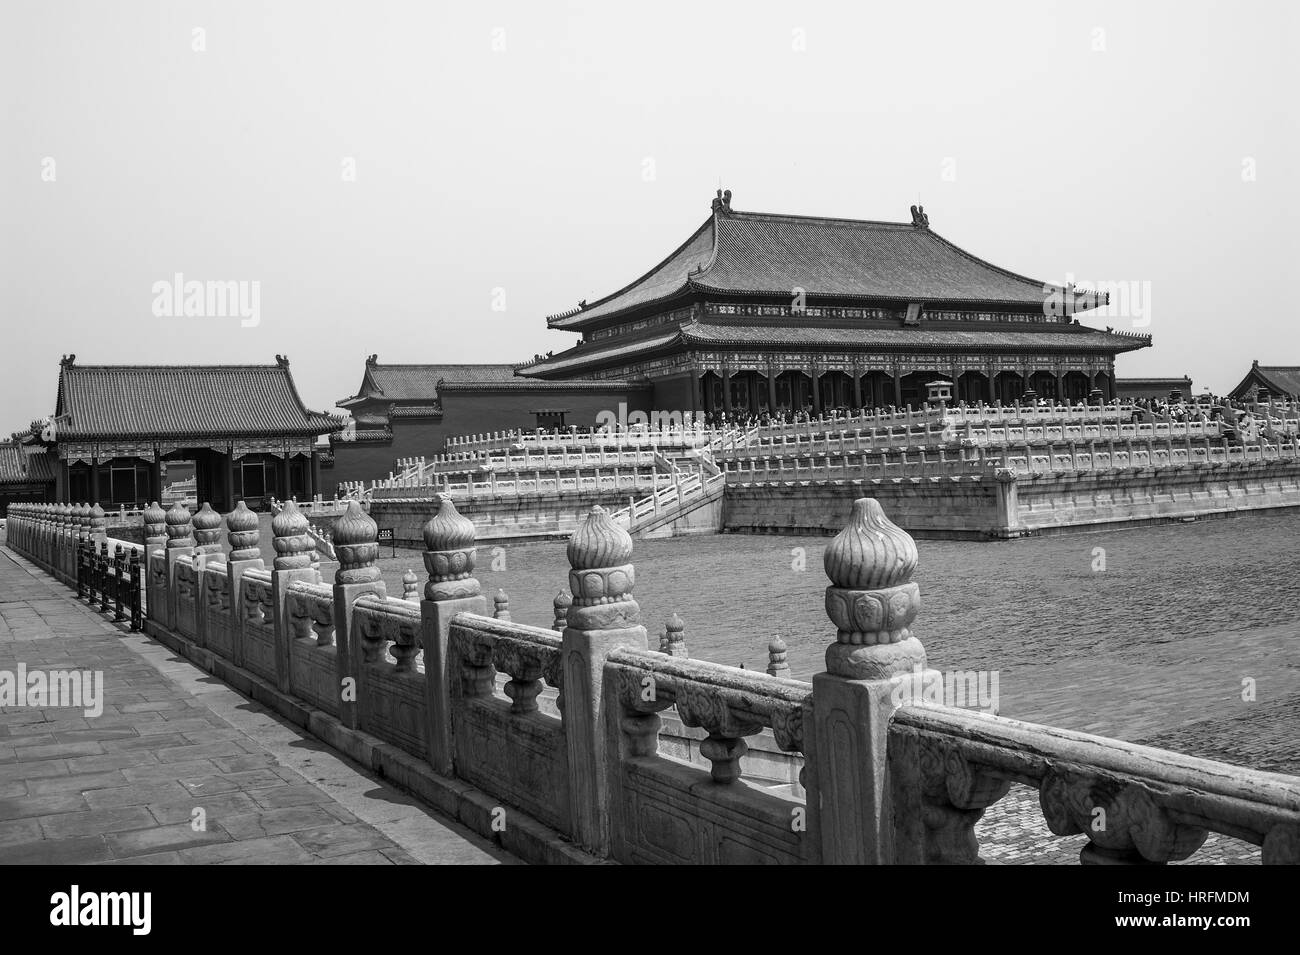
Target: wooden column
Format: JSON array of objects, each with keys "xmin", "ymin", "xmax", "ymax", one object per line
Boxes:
[
  {"xmin": 853, "ymin": 366, "xmax": 863, "ymax": 408},
  {"xmin": 767, "ymin": 369, "xmax": 778, "ymax": 411},
  {"xmin": 892, "ymin": 367, "xmax": 902, "ymax": 407},
  {"xmin": 223, "ymin": 445, "xmax": 235, "ymax": 511},
  {"xmin": 279, "ymin": 453, "xmax": 291, "ymax": 501},
  {"xmin": 811, "ymin": 362, "xmax": 822, "ymax": 414},
  {"xmin": 303, "ymin": 453, "xmax": 315, "ymax": 501}
]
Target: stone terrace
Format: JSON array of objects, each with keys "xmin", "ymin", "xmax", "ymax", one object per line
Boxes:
[{"xmin": 0, "ymin": 547, "xmax": 513, "ymax": 865}]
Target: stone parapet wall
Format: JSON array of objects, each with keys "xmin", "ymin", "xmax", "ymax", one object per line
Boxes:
[
  {"xmin": 722, "ymin": 459, "xmax": 1300, "ymax": 539},
  {"xmin": 1009, "ymin": 460, "xmax": 1300, "ymax": 536},
  {"xmin": 369, "ymin": 489, "xmax": 638, "ymax": 544},
  {"xmin": 724, "ymin": 478, "xmax": 1003, "ymax": 540}
]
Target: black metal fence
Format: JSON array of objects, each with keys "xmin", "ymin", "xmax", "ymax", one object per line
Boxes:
[{"xmin": 75, "ymin": 538, "xmax": 142, "ymax": 632}]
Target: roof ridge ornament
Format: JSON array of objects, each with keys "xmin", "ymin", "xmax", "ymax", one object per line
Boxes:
[
  {"xmin": 711, "ymin": 188, "xmax": 733, "ymax": 215},
  {"xmin": 910, "ymin": 204, "xmax": 930, "ymax": 229}
]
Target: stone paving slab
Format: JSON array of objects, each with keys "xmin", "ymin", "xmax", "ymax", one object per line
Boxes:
[{"xmin": 0, "ymin": 546, "xmax": 514, "ymax": 865}]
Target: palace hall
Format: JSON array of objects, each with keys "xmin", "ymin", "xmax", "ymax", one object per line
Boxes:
[
  {"xmin": 517, "ymin": 191, "xmax": 1152, "ymax": 412},
  {"xmin": 15, "ymin": 356, "xmax": 339, "ymax": 508}
]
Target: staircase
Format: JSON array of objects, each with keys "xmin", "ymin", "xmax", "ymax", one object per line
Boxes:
[{"xmin": 611, "ymin": 443, "xmax": 727, "ymax": 537}]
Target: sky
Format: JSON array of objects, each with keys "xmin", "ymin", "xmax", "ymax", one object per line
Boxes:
[{"xmin": 3, "ymin": 0, "xmax": 1298, "ymax": 430}]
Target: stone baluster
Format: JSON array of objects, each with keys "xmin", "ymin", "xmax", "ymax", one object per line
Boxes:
[
  {"xmin": 139, "ymin": 501, "xmax": 167, "ymax": 614},
  {"xmin": 268, "ymin": 500, "xmax": 321, "ymax": 692},
  {"xmin": 189, "ymin": 502, "xmax": 224, "ymax": 648},
  {"xmin": 552, "ymin": 590, "xmax": 571, "ymax": 632},
  {"xmin": 192, "ymin": 502, "xmax": 224, "ymax": 559},
  {"xmin": 562, "ymin": 505, "xmax": 648, "ymax": 854},
  {"xmin": 402, "ymin": 568, "xmax": 419, "ymax": 601},
  {"xmin": 420, "ymin": 494, "xmax": 486, "ymax": 774},
  {"xmin": 493, "ymin": 588, "xmax": 511, "ymax": 621},
  {"xmin": 807, "ymin": 497, "xmax": 939, "ymax": 864},
  {"xmin": 161, "ymin": 503, "xmax": 194, "ymax": 631},
  {"xmin": 331, "ymin": 501, "xmax": 385, "ymax": 729},
  {"xmin": 223, "ymin": 501, "xmax": 265, "ymax": 666},
  {"xmin": 89, "ymin": 502, "xmax": 106, "ymax": 541},
  {"xmin": 766, "ymin": 634, "xmax": 791, "ymax": 676},
  {"xmin": 658, "ymin": 613, "xmax": 688, "ymax": 656}
]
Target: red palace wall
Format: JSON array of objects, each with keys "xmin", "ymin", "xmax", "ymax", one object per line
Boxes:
[{"xmin": 322, "ymin": 384, "xmax": 654, "ymax": 493}]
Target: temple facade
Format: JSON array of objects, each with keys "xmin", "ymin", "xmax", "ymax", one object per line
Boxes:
[
  {"xmin": 16, "ymin": 356, "xmax": 339, "ymax": 510},
  {"xmin": 517, "ymin": 191, "xmax": 1152, "ymax": 412}
]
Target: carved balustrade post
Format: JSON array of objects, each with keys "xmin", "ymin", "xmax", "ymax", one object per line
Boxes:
[
  {"xmin": 329, "ymin": 501, "xmax": 383, "ymax": 729},
  {"xmin": 225, "ymin": 501, "xmax": 265, "ymax": 668},
  {"xmin": 493, "ymin": 588, "xmax": 511, "ymax": 621},
  {"xmin": 190, "ymin": 502, "xmax": 225, "ymax": 647},
  {"xmin": 140, "ymin": 502, "xmax": 168, "ymax": 624},
  {"xmin": 162, "ymin": 502, "xmax": 194, "ymax": 631},
  {"xmin": 766, "ymin": 634, "xmax": 790, "ymax": 676},
  {"xmin": 562, "ymin": 505, "xmax": 648, "ymax": 855},
  {"xmin": 192, "ymin": 502, "xmax": 224, "ymax": 560},
  {"xmin": 270, "ymin": 501, "xmax": 321, "ymax": 693},
  {"xmin": 551, "ymin": 590, "xmax": 571, "ymax": 632},
  {"xmin": 807, "ymin": 498, "xmax": 940, "ymax": 864},
  {"xmin": 658, "ymin": 613, "xmax": 688, "ymax": 657},
  {"xmin": 89, "ymin": 502, "xmax": 106, "ymax": 543},
  {"xmin": 57, "ymin": 504, "xmax": 73, "ymax": 581},
  {"xmin": 420, "ymin": 494, "xmax": 486, "ymax": 775}
]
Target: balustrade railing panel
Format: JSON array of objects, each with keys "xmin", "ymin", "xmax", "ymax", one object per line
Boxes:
[{"xmin": 448, "ymin": 613, "xmax": 570, "ymax": 835}]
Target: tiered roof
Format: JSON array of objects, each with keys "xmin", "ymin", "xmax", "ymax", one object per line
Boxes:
[
  {"xmin": 52, "ymin": 357, "xmax": 341, "ymax": 440},
  {"xmin": 522, "ymin": 320, "xmax": 1151, "ymax": 377},
  {"xmin": 547, "ymin": 197, "xmax": 1096, "ymax": 330}
]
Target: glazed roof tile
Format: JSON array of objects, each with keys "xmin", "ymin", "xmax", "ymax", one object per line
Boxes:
[
  {"xmin": 341, "ymin": 363, "xmax": 520, "ymax": 406},
  {"xmin": 54, "ymin": 362, "xmax": 341, "ymax": 440},
  {"xmin": 521, "ymin": 319, "xmax": 1149, "ymax": 376},
  {"xmin": 548, "ymin": 204, "xmax": 1087, "ymax": 329}
]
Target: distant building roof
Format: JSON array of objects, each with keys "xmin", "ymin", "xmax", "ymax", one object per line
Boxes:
[
  {"xmin": 0, "ymin": 441, "xmax": 54, "ymax": 487},
  {"xmin": 547, "ymin": 195, "xmax": 1104, "ymax": 329},
  {"xmin": 53, "ymin": 357, "xmax": 341, "ymax": 441},
  {"xmin": 339, "ymin": 358, "xmax": 521, "ymax": 407},
  {"xmin": 1229, "ymin": 362, "xmax": 1300, "ymax": 399}
]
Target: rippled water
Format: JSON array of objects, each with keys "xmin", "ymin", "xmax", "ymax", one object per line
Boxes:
[{"xmin": 374, "ymin": 510, "xmax": 1300, "ymax": 683}]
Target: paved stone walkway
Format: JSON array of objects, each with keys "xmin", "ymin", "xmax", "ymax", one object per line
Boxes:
[{"xmin": 0, "ymin": 546, "xmax": 514, "ymax": 865}]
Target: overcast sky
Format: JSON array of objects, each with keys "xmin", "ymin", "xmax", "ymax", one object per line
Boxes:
[{"xmin": 3, "ymin": 0, "xmax": 1297, "ymax": 429}]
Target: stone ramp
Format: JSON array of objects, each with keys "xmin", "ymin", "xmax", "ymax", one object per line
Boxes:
[{"xmin": 0, "ymin": 546, "xmax": 515, "ymax": 865}]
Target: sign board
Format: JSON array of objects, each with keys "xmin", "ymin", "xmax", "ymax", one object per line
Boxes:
[{"xmin": 377, "ymin": 527, "xmax": 395, "ymax": 557}]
